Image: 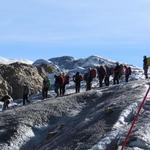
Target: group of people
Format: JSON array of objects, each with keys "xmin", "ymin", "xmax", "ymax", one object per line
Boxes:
[
  {"xmin": 52, "ymin": 63, "xmax": 132, "ymax": 96},
  {"xmin": 1, "ymin": 56, "xmax": 149, "ymax": 111},
  {"xmin": 83, "ymin": 63, "xmax": 131, "ymax": 91},
  {"xmin": 51, "ymin": 56, "xmax": 149, "ymax": 97}
]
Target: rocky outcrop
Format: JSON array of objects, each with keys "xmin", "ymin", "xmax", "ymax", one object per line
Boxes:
[
  {"xmin": 33, "ymin": 59, "xmax": 61, "ymax": 76},
  {"xmin": 0, "ymin": 62, "xmax": 43, "ymax": 99}
]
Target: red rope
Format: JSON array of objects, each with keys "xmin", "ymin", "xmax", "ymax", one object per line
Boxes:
[{"xmin": 121, "ymin": 85, "xmax": 150, "ymax": 150}]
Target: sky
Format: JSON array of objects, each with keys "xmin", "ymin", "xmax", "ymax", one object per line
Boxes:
[{"xmin": 0, "ymin": 0, "xmax": 150, "ymax": 67}]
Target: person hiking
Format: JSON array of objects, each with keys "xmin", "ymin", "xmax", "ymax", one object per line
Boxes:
[
  {"xmin": 124, "ymin": 65, "xmax": 132, "ymax": 82},
  {"xmin": 119, "ymin": 64, "xmax": 124, "ymax": 79},
  {"xmin": 73, "ymin": 72, "xmax": 83, "ymax": 93},
  {"xmin": 143, "ymin": 56, "xmax": 148, "ymax": 79},
  {"xmin": 104, "ymin": 65, "xmax": 111, "ymax": 86},
  {"xmin": 0, "ymin": 95, "xmax": 13, "ymax": 110},
  {"xmin": 23, "ymin": 83, "xmax": 30, "ymax": 105},
  {"xmin": 113, "ymin": 62, "xmax": 121, "ymax": 84},
  {"xmin": 97, "ymin": 65, "xmax": 106, "ymax": 87},
  {"xmin": 58, "ymin": 73, "xmax": 65, "ymax": 96},
  {"xmin": 84, "ymin": 68, "xmax": 93, "ymax": 91},
  {"xmin": 63, "ymin": 73, "xmax": 70, "ymax": 95},
  {"xmin": 42, "ymin": 77, "xmax": 50, "ymax": 99},
  {"xmin": 54, "ymin": 75, "xmax": 60, "ymax": 97}
]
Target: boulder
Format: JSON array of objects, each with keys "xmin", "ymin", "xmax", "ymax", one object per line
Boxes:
[{"xmin": 0, "ymin": 62, "xmax": 43, "ymax": 99}]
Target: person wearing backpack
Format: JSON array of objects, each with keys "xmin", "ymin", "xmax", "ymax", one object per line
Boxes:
[
  {"xmin": 113, "ymin": 62, "xmax": 121, "ymax": 84},
  {"xmin": 73, "ymin": 72, "xmax": 83, "ymax": 93},
  {"xmin": 63, "ymin": 73, "xmax": 70, "ymax": 95},
  {"xmin": 54, "ymin": 75, "xmax": 60, "ymax": 97},
  {"xmin": 104, "ymin": 65, "xmax": 111, "ymax": 86},
  {"xmin": 84, "ymin": 68, "xmax": 93, "ymax": 91},
  {"xmin": 124, "ymin": 65, "xmax": 132, "ymax": 82},
  {"xmin": 97, "ymin": 65, "xmax": 106, "ymax": 87},
  {"xmin": 42, "ymin": 77, "xmax": 50, "ymax": 99}
]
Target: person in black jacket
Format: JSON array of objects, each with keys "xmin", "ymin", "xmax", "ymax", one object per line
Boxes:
[
  {"xmin": 143, "ymin": 56, "xmax": 148, "ymax": 79},
  {"xmin": 73, "ymin": 72, "xmax": 82, "ymax": 93},
  {"xmin": 113, "ymin": 63, "xmax": 121, "ymax": 84},
  {"xmin": 23, "ymin": 83, "xmax": 30, "ymax": 105},
  {"xmin": 84, "ymin": 68, "xmax": 93, "ymax": 91},
  {"xmin": 54, "ymin": 75, "xmax": 60, "ymax": 97},
  {"xmin": 97, "ymin": 66, "xmax": 106, "ymax": 87},
  {"xmin": 104, "ymin": 65, "xmax": 111, "ymax": 86}
]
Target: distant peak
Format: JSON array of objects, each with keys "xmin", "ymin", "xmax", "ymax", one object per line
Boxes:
[{"xmin": 0, "ymin": 56, "xmax": 33, "ymax": 65}]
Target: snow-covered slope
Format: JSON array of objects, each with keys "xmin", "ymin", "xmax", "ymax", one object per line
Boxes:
[
  {"xmin": 1, "ymin": 80, "xmax": 150, "ymax": 150},
  {"xmin": 49, "ymin": 55, "xmax": 117, "ymax": 70},
  {"xmin": 0, "ymin": 56, "xmax": 33, "ymax": 65},
  {"xmin": 0, "ymin": 55, "xmax": 148, "ymax": 150}
]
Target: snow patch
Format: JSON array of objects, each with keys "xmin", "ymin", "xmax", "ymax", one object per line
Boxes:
[{"xmin": 91, "ymin": 101, "xmax": 141, "ymax": 150}]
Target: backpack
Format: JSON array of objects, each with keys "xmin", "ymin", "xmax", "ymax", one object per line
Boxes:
[
  {"xmin": 74, "ymin": 74, "xmax": 82, "ymax": 83},
  {"xmin": 97, "ymin": 66, "xmax": 106, "ymax": 77},
  {"xmin": 58, "ymin": 75, "xmax": 64, "ymax": 86},
  {"xmin": 83, "ymin": 73, "xmax": 88, "ymax": 81},
  {"xmin": 90, "ymin": 69, "xmax": 97, "ymax": 78},
  {"xmin": 65, "ymin": 75, "xmax": 69, "ymax": 84},
  {"xmin": 80, "ymin": 75, "xmax": 83, "ymax": 81}
]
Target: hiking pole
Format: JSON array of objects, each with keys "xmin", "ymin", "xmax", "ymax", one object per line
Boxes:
[{"xmin": 121, "ymin": 85, "xmax": 150, "ymax": 150}]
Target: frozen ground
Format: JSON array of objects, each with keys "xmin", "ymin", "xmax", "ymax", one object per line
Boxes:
[{"xmin": 0, "ymin": 79, "xmax": 150, "ymax": 150}]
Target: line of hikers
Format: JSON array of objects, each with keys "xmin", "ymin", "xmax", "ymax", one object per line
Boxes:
[
  {"xmin": 3, "ymin": 57, "xmax": 150, "ymax": 111},
  {"xmin": 51, "ymin": 63, "xmax": 132, "ymax": 97},
  {"xmin": 39, "ymin": 55, "xmax": 150, "ymax": 100}
]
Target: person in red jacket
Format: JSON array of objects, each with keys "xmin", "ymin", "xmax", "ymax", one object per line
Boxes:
[
  {"xmin": 63, "ymin": 73, "xmax": 70, "ymax": 95},
  {"xmin": 58, "ymin": 73, "xmax": 65, "ymax": 96}
]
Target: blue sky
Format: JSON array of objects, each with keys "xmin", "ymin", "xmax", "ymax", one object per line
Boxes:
[{"xmin": 0, "ymin": 0, "xmax": 150, "ymax": 66}]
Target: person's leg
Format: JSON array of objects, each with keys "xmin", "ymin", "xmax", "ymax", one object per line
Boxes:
[
  {"xmin": 75, "ymin": 84, "xmax": 78, "ymax": 93},
  {"xmin": 144, "ymin": 69, "xmax": 148, "ymax": 79},
  {"xmin": 89, "ymin": 82, "xmax": 92, "ymax": 90},
  {"xmin": 86, "ymin": 82, "xmax": 88, "ymax": 91},
  {"xmin": 45, "ymin": 89, "xmax": 48, "ymax": 98},
  {"xmin": 23, "ymin": 95, "xmax": 26, "ymax": 105},
  {"xmin": 113, "ymin": 75, "xmax": 116, "ymax": 85},
  {"xmin": 42, "ymin": 88, "xmax": 45, "ymax": 99},
  {"xmin": 125, "ymin": 75, "xmax": 129, "ymax": 82},
  {"xmin": 78, "ymin": 83, "xmax": 81, "ymax": 93},
  {"xmin": 25, "ymin": 95, "xmax": 30, "ymax": 103}
]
